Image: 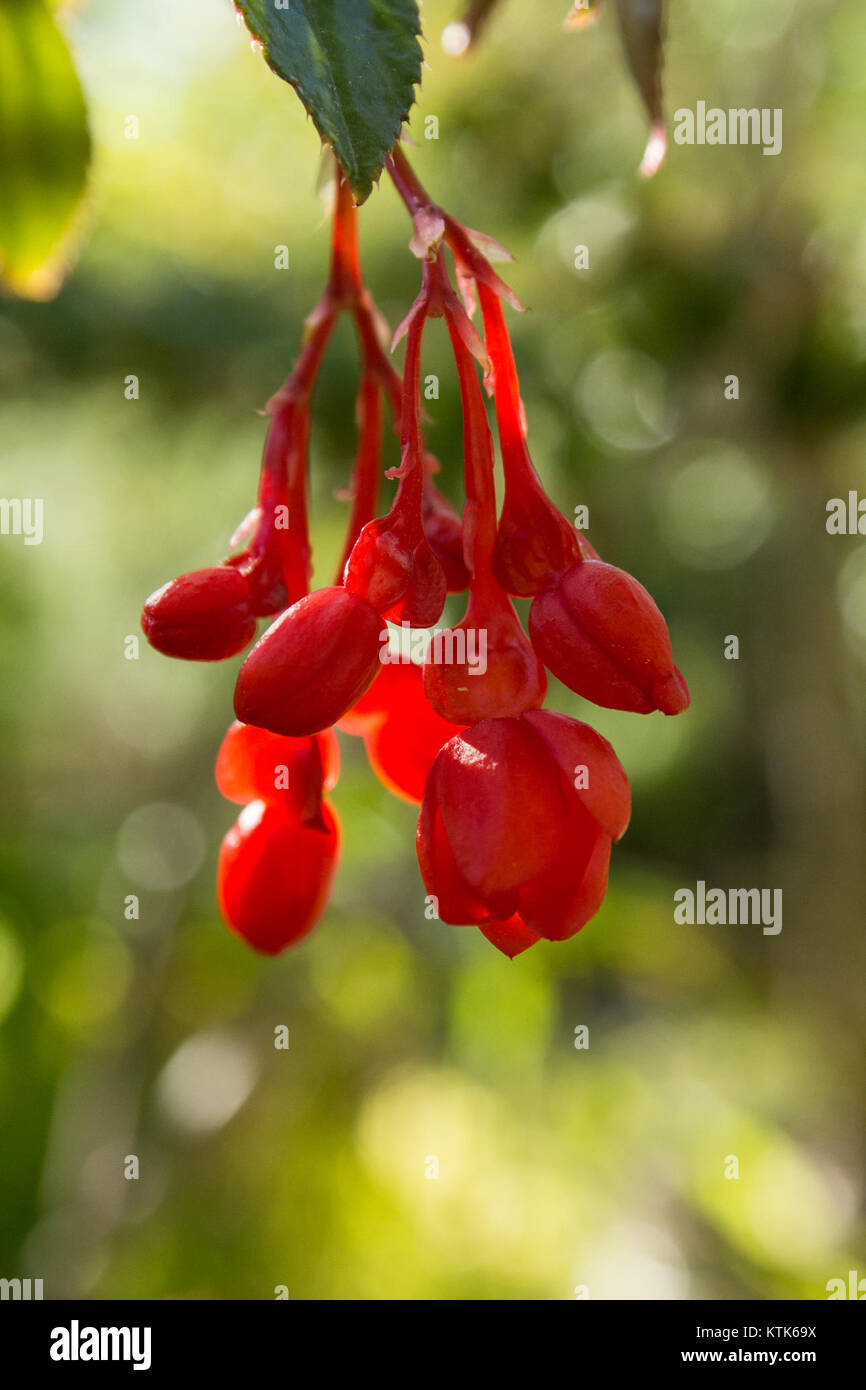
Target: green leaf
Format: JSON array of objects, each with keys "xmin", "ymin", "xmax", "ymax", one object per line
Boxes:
[
  {"xmin": 0, "ymin": 0, "xmax": 91, "ymax": 299},
  {"xmin": 234, "ymin": 0, "xmax": 423, "ymax": 202}
]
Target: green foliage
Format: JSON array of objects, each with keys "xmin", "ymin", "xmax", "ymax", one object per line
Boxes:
[
  {"xmin": 0, "ymin": 0, "xmax": 90, "ymax": 298},
  {"xmin": 234, "ymin": 0, "xmax": 423, "ymax": 199}
]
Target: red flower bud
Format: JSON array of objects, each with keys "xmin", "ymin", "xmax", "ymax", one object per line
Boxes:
[
  {"xmin": 417, "ymin": 711, "xmax": 630, "ymax": 943},
  {"xmin": 215, "ymin": 721, "xmax": 339, "ymax": 823},
  {"xmin": 493, "ymin": 471, "xmax": 588, "ymax": 597},
  {"xmin": 234, "ymin": 585, "xmax": 382, "ymax": 737},
  {"xmin": 218, "ymin": 799, "xmax": 340, "ymax": 954},
  {"xmin": 529, "ymin": 560, "xmax": 690, "ymax": 715},
  {"xmin": 344, "ymin": 515, "xmax": 447, "ymax": 628},
  {"xmin": 141, "ymin": 566, "xmax": 257, "ymax": 661},
  {"xmin": 422, "ymin": 595, "xmax": 547, "ymax": 725}
]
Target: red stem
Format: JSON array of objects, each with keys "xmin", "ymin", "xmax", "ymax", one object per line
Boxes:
[
  {"xmin": 253, "ymin": 300, "xmax": 335, "ymax": 592},
  {"xmin": 476, "ymin": 279, "xmax": 538, "ymax": 483},
  {"xmin": 329, "ymin": 171, "xmax": 362, "ymax": 299},
  {"xmin": 335, "ymin": 372, "xmax": 382, "ymax": 580},
  {"xmin": 444, "ymin": 311, "xmax": 496, "ymax": 585},
  {"xmin": 284, "ymin": 402, "xmax": 312, "ymax": 597},
  {"xmin": 386, "ymin": 144, "xmax": 521, "ymax": 309},
  {"xmin": 385, "ymin": 144, "xmax": 429, "ymax": 217},
  {"xmin": 390, "ymin": 293, "xmax": 428, "ymax": 531},
  {"xmin": 386, "ymin": 143, "xmax": 534, "ymax": 501}
]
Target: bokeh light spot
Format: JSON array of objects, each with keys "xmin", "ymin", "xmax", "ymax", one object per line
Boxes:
[
  {"xmin": 658, "ymin": 447, "xmax": 774, "ymax": 568},
  {"xmin": 116, "ymin": 802, "xmax": 206, "ymax": 891},
  {"xmin": 155, "ymin": 1030, "xmax": 257, "ymax": 1135},
  {"xmin": 576, "ymin": 349, "xmax": 676, "ymax": 453}
]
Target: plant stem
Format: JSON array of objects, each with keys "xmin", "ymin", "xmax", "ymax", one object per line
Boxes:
[{"xmin": 335, "ymin": 372, "xmax": 383, "ymax": 581}]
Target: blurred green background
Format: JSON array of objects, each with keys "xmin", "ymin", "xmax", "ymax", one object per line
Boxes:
[{"xmin": 1, "ymin": 0, "xmax": 865, "ymax": 1300}]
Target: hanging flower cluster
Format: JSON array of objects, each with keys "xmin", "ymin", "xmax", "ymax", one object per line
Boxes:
[{"xmin": 141, "ymin": 148, "xmax": 689, "ymax": 959}]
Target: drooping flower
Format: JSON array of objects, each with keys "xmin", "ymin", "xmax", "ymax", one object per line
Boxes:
[
  {"xmin": 417, "ymin": 710, "xmax": 630, "ymax": 947},
  {"xmin": 218, "ymin": 799, "xmax": 340, "ymax": 954}
]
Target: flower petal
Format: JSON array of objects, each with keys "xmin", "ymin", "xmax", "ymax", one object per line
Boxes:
[
  {"xmin": 522, "ymin": 709, "xmax": 631, "ymax": 842},
  {"xmin": 479, "ymin": 915, "xmax": 540, "ymax": 958},
  {"xmin": 432, "ymin": 719, "xmax": 566, "ymax": 898},
  {"xmin": 519, "ymin": 820, "xmax": 611, "ymax": 941},
  {"xmin": 417, "ymin": 783, "xmax": 500, "ymax": 924}
]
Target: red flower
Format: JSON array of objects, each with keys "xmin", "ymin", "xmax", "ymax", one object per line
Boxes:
[
  {"xmin": 142, "ymin": 566, "xmax": 257, "ymax": 661},
  {"xmin": 144, "ymin": 151, "xmax": 691, "ymax": 962},
  {"xmin": 417, "ymin": 710, "xmax": 630, "ymax": 947},
  {"xmin": 216, "ymin": 720, "xmax": 339, "ymax": 823},
  {"xmin": 234, "ymin": 585, "xmax": 383, "ymax": 737},
  {"xmin": 493, "ymin": 468, "xmax": 590, "ymax": 598},
  {"xmin": 344, "ymin": 512, "xmax": 447, "ymax": 628},
  {"xmin": 529, "ymin": 560, "xmax": 690, "ymax": 715},
  {"xmin": 341, "ymin": 660, "xmax": 464, "ymax": 803},
  {"xmin": 422, "ymin": 591, "xmax": 547, "ymax": 726},
  {"xmin": 218, "ymin": 799, "xmax": 340, "ymax": 954}
]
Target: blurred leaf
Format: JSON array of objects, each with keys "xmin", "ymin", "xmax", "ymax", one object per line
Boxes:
[
  {"xmin": 0, "ymin": 0, "xmax": 90, "ymax": 299},
  {"xmin": 233, "ymin": 0, "xmax": 423, "ymax": 201},
  {"xmin": 612, "ymin": 0, "xmax": 666, "ymax": 176}
]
